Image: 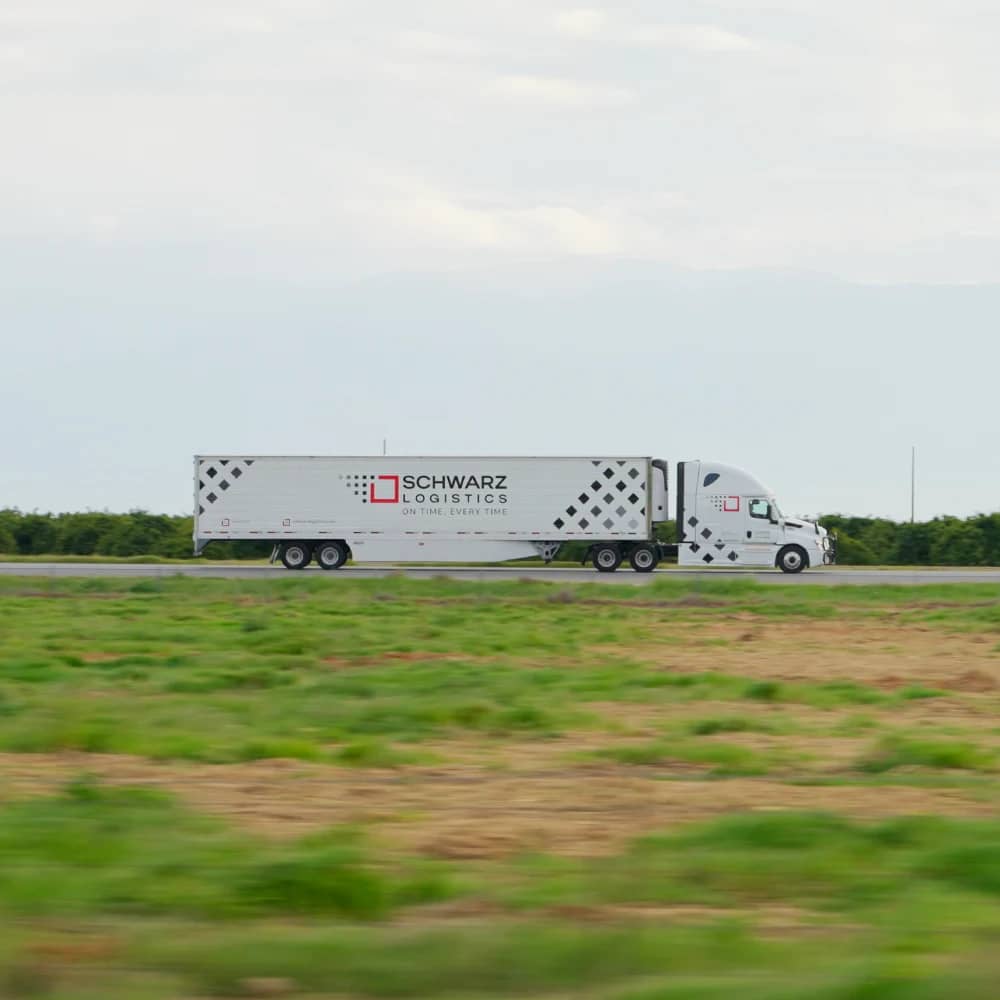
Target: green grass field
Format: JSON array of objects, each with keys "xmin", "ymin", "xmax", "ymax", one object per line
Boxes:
[{"xmin": 1, "ymin": 574, "xmax": 999, "ymax": 998}]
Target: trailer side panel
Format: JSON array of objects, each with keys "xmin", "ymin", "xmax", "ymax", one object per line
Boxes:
[{"xmin": 194, "ymin": 456, "xmax": 655, "ymax": 549}]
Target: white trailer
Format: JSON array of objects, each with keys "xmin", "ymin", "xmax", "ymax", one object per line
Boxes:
[{"xmin": 193, "ymin": 455, "xmax": 834, "ymax": 573}]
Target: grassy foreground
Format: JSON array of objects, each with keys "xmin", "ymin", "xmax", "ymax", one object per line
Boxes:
[{"xmin": 0, "ymin": 574, "xmax": 999, "ymax": 997}]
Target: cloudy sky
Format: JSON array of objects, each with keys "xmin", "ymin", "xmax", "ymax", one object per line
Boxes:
[{"xmin": 3, "ymin": 1, "xmax": 999, "ymax": 520}]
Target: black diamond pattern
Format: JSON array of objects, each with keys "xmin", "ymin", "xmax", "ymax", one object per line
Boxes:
[
  {"xmin": 219, "ymin": 480, "xmax": 229, "ymax": 491},
  {"xmin": 556, "ymin": 462, "xmax": 652, "ymax": 536},
  {"xmin": 688, "ymin": 516, "xmax": 698, "ymax": 527},
  {"xmin": 206, "ymin": 492, "xmax": 218, "ymax": 503},
  {"xmin": 206, "ymin": 467, "xmax": 217, "ymax": 479},
  {"xmin": 553, "ymin": 518, "xmax": 565, "ymax": 529},
  {"xmin": 728, "ymin": 551, "xmax": 738, "ymax": 562},
  {"xmin": 703, "ymin": 553, "xmax": 715, "ymax": 563},
  {"xmin": 701, "ymin": 528, "xmax": 712, "ymax": 539},
  {"xmin": 231, "ymin": 467, "xmax": 242, "ymax": 479}
]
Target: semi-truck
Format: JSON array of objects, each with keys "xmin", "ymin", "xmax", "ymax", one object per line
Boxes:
[{"xmin": 193, "ymin": 455, "xmax": 835, "ymax": 573}]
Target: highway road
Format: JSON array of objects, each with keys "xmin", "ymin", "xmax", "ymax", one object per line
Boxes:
[{"xmin": 2, "ymin": 563, "xmax": 1000, "ymax": 585}]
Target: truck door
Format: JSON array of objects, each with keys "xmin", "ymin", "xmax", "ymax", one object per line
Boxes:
[{"xmin": 742, "ymin": 497, "xmax": 781, "ymax": 566}]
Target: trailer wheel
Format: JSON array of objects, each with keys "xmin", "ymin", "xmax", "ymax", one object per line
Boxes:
[
  {"xmin": 315, "ymin": 541, "xmax": 348, "ymax": 571},
  {"xmin": 280, "ymin": 542, "xmax": 312, "ymax": 570},
  {"xmin": 592, "ymin": 545, "xmax": 622, "ymax": 573},
  {"xmin": 629, "ymin": 544, "xmax": 658, "ymax": 573},
  {"xmin": 777, "ymin": 545, "xmax": 808, "ymax": 574}
]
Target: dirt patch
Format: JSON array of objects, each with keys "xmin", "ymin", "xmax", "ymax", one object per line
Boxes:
[
  {"xmin": 394, "ymin": 898, "xmax": 838, "ymax": 936},
  {"xmin": 539, "ymin": 902, "xmax": 816, "ymax": 929},
  {"xmin": 948, "ymin": 669, "xmax": 998, "ymax": 693},
  {"xmin": 5, "ymin": 590, "xmax": 125, "ymax": 600},
  {"xmin": 633, "ymin": 618, "xmax": 1000, "ymax": 690},
  {"xmin": 646, "ymin": 595, "xmax": 731, "ymax": 608},
  {"xmin": 324, "ymin": 651, "xmax": 469, "ymax": 668},
  {"xmin": 0, "ymin": 752, "xmax": 994, "ymax": 859},
  {"xmin": 315, "ymin": 617, "xmax": 1000, "ymax": 697}
]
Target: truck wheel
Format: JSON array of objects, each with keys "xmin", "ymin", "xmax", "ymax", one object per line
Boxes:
[
  {"xmin": 777, "ymin": 545, "xmax": 808, "ymax": 574},
  {"xmin": 592, "ymin": 545, "xmax": 621, "ymax": 573},
  {"xmin": 280, "ymin": 542, "xmax": 312, "ymax": 570},
  {"xmin": 629, "ymin": 544, "xmax": 658, "ymax": 573},
  {"xmin": 315, "ymin": 541, "xmax": 348, "ymax": 571}
]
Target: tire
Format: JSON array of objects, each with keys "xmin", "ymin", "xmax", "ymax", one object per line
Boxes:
[
  {"xmin": 592, "ymin": 544, "xmax": 622, "ymax": 573},
  {"xmin": 777, "ymin": 545, "xmax": 808, "ymax": 574},
  {"xmin": 280, "ymin": 541, "xmax": 312, "ymax": 570},
  {"xmin": 315, "ymin": 540, "xmax": 348, "ymax": 571},
  {"xmin": 629, "ymin": 544, "xmax": 659, "ymax": 573}
]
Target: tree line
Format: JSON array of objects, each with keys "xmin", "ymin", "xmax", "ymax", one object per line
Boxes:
[
  {"xmin": 2, "ymin": 508, "xmax": 1000, "ymax": 565},
  {"xmin": 0, "ymin": 510, "xmax": 268, "ymax": 560},
  {"xmin": 817, "ymin": 513, "xmax": 1000, "ymax": 566}
]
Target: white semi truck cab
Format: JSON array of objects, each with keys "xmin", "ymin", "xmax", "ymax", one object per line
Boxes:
[{"xmin": 675, "ymin": 460, "xmax": 835, "ymax": 573}]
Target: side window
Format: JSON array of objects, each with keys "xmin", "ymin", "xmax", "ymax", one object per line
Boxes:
[{"xmin": 748, "ymin": 498, "xmax": 771, "ymax": 520}]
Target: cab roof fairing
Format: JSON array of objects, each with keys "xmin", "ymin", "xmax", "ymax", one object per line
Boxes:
[{"xmin": 694, "ymin": 462, "xmax": 773, "ymax": 498}]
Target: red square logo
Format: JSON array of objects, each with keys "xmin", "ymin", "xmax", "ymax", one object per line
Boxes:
[
  {"xmin": 370, "ymin": 475, "xmax": 400, "ymax": 504},
  {"xmin": 723, "ymin": 496, "xmax": 740, "ymax": 512}
]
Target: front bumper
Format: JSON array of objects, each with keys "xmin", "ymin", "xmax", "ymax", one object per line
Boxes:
[{"xmin": 822, "ymin": 533, "xmax": 837, "ymax": 566}]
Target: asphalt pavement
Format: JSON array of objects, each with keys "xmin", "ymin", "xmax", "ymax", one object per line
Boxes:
[{"xmin": 2, "ymin": 563, "xmax": 1000, "ymax": 585}]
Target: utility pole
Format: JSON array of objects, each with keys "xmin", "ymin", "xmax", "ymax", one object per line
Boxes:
[{"xmin": 910, "ymin": 446, "xmax": 916, "ymax": 524}]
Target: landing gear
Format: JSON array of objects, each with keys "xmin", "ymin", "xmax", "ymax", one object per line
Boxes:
[
  {"xmin": 628, "ymin": 544, "xmax": 659, "ymax": 573},
  {"xmin": 279, "ymin": 541, "xmax": 312, "ymax": 570}
]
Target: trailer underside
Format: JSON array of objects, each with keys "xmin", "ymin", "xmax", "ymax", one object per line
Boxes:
[{"xmin": 196, "ymin": 536, "xmax": 673, "ymax": 573}]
